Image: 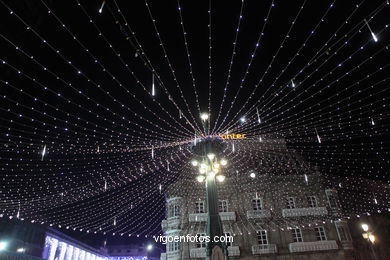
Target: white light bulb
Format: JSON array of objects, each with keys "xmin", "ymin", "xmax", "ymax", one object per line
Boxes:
[
  {"xmin": 191, "ymin": 160, "xmax": 198, "ymax": 166},
  {"xmin": 197, "ymin": 175, "xmax": 205, "ymax": 183},
  {"xmin": 98, "ymin": 0, "xmax": 105, "ymax": 13},
  {"xmin": 151, "ymin": 74, "xmax": 155, "ymax": 96},
  {"xmin": 0, "ymin": 242, "xmax": 7, "ymax": 251},
  {"xmin": 200, "ymin": 113, "xmax": 209, "ymax": 121},
  {"xmin": 207, "ymin": 153, "xmax": 215, "ymax": 160},
  {"xmin": 361, "ymin": 224, "xmax": 369, "ymax": 232},
  {"xmin": 369, "ymin": 234, "xmax": 376, "ymax": 243},
  {"xmin": 220, "ymin": 159, "xmax": 227, "ymax": 166},
  {"xmin": 208, "ymin": 172, "xmax": 216, "ymax": 178},
  {"xmin": 250, "ymin": 172, "xmax": 256, "ymax": 178},
  {"xmin": 371, "ymin": 32, "xmax": 378, "ymax": 42},
  {"xmin": 216, "ymin": 175, "xmax": 225, "ymax": 182}
]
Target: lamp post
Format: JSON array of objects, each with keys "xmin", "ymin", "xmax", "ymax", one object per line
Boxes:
[
  {"xmin": 191, "ymin": 113, "xmax": 227, "ymax": 260},
  {"xmin": 146, "ymin": 243, "xmax": 164, "ymax": 260},
  {"xmin": 361, "ymin": 223, "xmax": 378, "ymax": 260}
]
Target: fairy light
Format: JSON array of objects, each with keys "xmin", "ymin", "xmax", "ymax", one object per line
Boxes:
[
  {"xmin": 0, "ymin": 0, "xmax": 388, "ymax": 239},
  {"xmin": 151, "ymin": 74, "xmax": 155, "ymax": 97},
  {"xmin": 365, "ymin": 19, "xmax": 378, "ymax": 42},
  {"xmin": 224, "ymin": 26, "xmax": 390, "ymax": 137},
  {"xmin": 98, "ymin": 1, "xmax": 106, "ymax": 14},
  {"xmin": 314, "ymin": 128, "xmax": 322, "ymax": 144},
  {"xmin": 212, "ymin": 0, "xmax": 246, "ymax": 132},
  {"xmin": 41, "ymin": 145, "xmax": 47, "ymax": 161},
  {"xmin": 291, "ymin": 80, "xmax": 296, "ymax": 88},
  {"xmin": 217, "ymin": 1, "xmax": 386, "ymax": 134}
]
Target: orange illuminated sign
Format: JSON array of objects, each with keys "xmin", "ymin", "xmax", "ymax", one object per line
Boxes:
[{"xmin": 220, "ymin": 134, "xmax": 246, "ymax": 140}]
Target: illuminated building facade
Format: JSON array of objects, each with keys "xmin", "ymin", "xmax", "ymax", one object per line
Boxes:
[
  {"xmin": 160, "ymin": 139, "xmax": 355, "ymax": 260},
  {"xmin": 0, "ymin": 221, "xmax": 152, "ymax": 260}
]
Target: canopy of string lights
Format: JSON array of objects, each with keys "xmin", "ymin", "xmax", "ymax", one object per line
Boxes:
[{"xmin": 0, "ymin": 0, "xmax": 389, "ymax": 238}]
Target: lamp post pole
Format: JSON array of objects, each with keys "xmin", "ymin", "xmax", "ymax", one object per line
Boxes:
[
  {"xmin": 205, "ymin": 172, "xmax": 226, "ymax": 259},
  {"xmin": 361, "ymin": 223, "xmax": 378, "ymax": 260},
  {"xmin": 192, "ymin": 113, "xmax": 227, "ymax": 260}
]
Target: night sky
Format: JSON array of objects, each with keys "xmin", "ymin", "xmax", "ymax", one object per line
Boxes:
[{"xmin": 1, "ymin": 0, "xmax": 389, "ymax": 246}]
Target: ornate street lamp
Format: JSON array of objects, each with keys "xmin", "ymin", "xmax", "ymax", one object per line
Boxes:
[
  {"xmin": 361, "ymin": 223, "xmax": 378, "ymax": 260},
  {"xmin": 191, "ymin": 113, "xmax": 228, "ymax": 260}
]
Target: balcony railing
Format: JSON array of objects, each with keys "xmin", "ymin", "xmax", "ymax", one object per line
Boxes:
[
  {"xmin": 228, "ymin": 246, "xmax": 240, "ymax": 256},
  {"xmin": 289, "ymin": 240, "xmax": 338, "ymax": 253},
  {"xmin": 219, "ymin": 212, "xmax": 236, "ymax": 221},
  {"xmin": 252, "ymin": 244, "xmax": 277, "ymax": 254},
  {"xmin": 282, "ymin": 207, "xmax": 328, "ymax": 217},
  {"xmin": 161, "ymin": 216, "xmax": 181, "ymax": 231},
  {"xmin": 341, "ymin": 241, "xmax": 353, "ymax": 250},
  {"xmin": 190, "ymin": 248, "xmax": 206, "ymax": 258},
  {"xmin": 189, "ymin": 213, "xmax": 208, "ymax": 222},
  {"xmin": 161, "ymin": 251, "xmax": 181, "ymax": 260},
  {"xmin": 247, "ymin": 209, "xmax": 271, "ymax": 219}
]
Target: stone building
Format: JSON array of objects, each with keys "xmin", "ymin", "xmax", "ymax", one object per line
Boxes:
[
  {"xmin": 0, "ymin": 220, "xmax": 156, "ymax": 260},
  {"xmin": 160, "ymin": 139, "xmax": 355, "ymax": 260}
]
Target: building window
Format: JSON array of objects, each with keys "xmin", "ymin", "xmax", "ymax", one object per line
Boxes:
[
  {"xmin": 325, "ymin": 189, "xmax": 340, "ymax": 208},
  {"xmin": 257, "ymin": 230, "xmax": 268, "ymax": 245},
  {"xmin": 168, "ymin": 204, "xmax": 180, "ymax": 217},
  {"xmin": 223, "ymin": 232, "xmax": 232, "ymax": 247},
  {"xmin": 291, "ymin": 228, "xmax": 303, "ymax": 242},
  {"xmin": 167, "ymin": 241, "xmax": 180, "ymax": 252},
  {"xmin": 195, "ymin": 201, "xmax": 205, "ymax": 213},
  {"xmin": 315, "ymin": 226, "xmax": 327, "ymax": 241},
  {"xmin": 335, "ymin": 221, "xmax": 351, "ymax": 241},
  {"xmin": 252, "ymin": 198, "xmax": 263, "ymax": 210},
  {"xmin": 307, "ymin": 196, "xmax": 318, "ymax": 207},
  {"xmin": 219, "ymin": 200, "xmax": 229, "ymax": 212},
  {"xmin": 286, "ymin": 197, "xmax": 296, "ymax": 209},
  {"xmin": 196, "ymin": 233, "xmax": 207, "ymax": 248}
]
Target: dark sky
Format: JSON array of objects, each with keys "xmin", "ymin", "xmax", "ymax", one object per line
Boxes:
[{"xmin": 0, "ymin": 0, "xmax": 389, "ymax": 246}]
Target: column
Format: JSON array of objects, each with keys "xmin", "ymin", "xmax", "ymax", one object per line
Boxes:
[
  {"xmin": 48, "ymin": 238, "xmax": 59, "ymax": 260},
  {"xmin": 42, "ymin": 236, "xmax": 51, "ymax": 259},
  {"xmin": 59, "ymin": 242, "xmax": 67, "ymax": 260},
  {"xmin": 65, "ymin": 245, "xmax": 74, "ymax": 260},
  {"xmin": 73, "ymin": 248, "xmax": 80, "ymax": 260}
]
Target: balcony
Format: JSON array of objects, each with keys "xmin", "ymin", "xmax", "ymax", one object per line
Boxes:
[
  {"xmin": 247, "ymin": 209, "xmax": 271, "ymax": 219},
  {"xmin": 228, "ymin": 246, "xmax": 240, "ymax": 256},
  {"xmin": 161, "ymin": 251, "xmax": 181, "ymax": 260},
  {"xmin": 190, "ymin": 248, "xmax": 206, "ymax": 258},
  {"xmin": 219, "ymin": 212, "xmax": 236, "ymax": 221},
  {"xmin": 282, "ymin": 207, "xmax": 328, "ymax": 217},
  {"xmin": 341, "ymin": 241, "xmax": 353, "ymax": 250},
  {"xmin": 161, "ymin": 216, "xmax": 181, "ymax": 231},
  {"xmin": 252, "ymin": 244, "xmax": 277, "ymax": 255},
  {"xmin": 189, "ymin": 213, "xmax": 208, "ymax": 222},
  {"xmin": 289, "ymin": 240, "xmax": 338, "ymax": 253}
]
